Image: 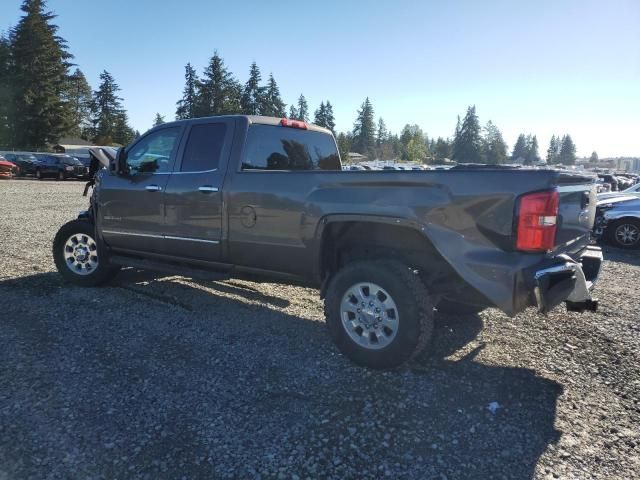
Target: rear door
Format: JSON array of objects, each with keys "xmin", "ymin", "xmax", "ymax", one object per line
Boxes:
[
  {"xmin": 97, "ymin": 126, "xmax": 183, "ymax": 254},
  {"xmin": 162, "ymin": 118, "xmax": 234, "ymax": 261}
]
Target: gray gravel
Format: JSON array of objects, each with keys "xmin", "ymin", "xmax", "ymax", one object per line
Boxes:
[{"xmin": 1, "ymin": 179, "xmax": 638, "ymax": 479}]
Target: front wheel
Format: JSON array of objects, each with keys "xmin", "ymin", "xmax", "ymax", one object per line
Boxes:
[
  {"xmin": 607, "ymin": 218, "xmax": 640, "ymax": 249},
  {"xmin": 324, "ymin": 260, "xmax": 434, "ymax": 369},
  {"xmin": 53, "ymin": 220, "xmax": 120, "ymax": 286}
]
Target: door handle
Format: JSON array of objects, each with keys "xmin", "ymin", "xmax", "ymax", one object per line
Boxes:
[
  {"xmin": 145, "ymin": 185, "xmax": 162, "ymax": 192},
  {"xmin": 198, "ymin": 186, "xmax": 219, "ymax": 193}
]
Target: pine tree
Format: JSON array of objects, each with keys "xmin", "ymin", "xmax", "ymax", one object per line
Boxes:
[
  {"xmin": 0, "ymin": 35, "xmax": 14, "ymax": 146},
  {"xmin": 483, "ymin": 121, "xmax": 507, "ymax": 164},
  {"xmin": 296, "ymin": 94, "xmax": 309, "ymax": 122},
  {"xmin": 10, "ymin": 0, "xmax": 73, "ymax": 147},
  {"xmin": 288, "ymin": 105, "xmax": 298, "ymax": 120},
  {"xmin": 240, "ymin": 62, "xmax": 264, "ymax": 115},
  {"xmin": 195, "ymin": 52, "xmax": 241, "ymax": 117},
  {"xmin": 511, "ymin": 134, "xmax": 528, "ymax": 162},
  {"xmin": 62, "ymin": 68, "xmax": 92, "ymax": 138},
  {"xmin": 90, "ymin": 70, "xmax": 132, "ymax": 145},
  {"xmin": 590, "ymin": 151, "xmax": 598, "ymax": 163},
  {"xmin": 433, "ymin": 137, "xmax": 452, "ymax": 162},
  {"xmin": 314, "ymin": 101, "xmax": 327, "ymax": 127},
  {"xmin": 352, "ymin": 97, "xmax": 376, "ymax": 158},
  {"xmin": 546, "ymin": 135, "xmax": 558, "ymax": 163},
  {"xmin": 260, "ymin": 74, "xmax": 286, "ymax": 117},
  {"xmin": 376, "ymin": 117, "xmax": 388, "ymax": 147},
  {"xmin": 525, "ymin": 135, "xmax": 540, "ymax": 165},
  {"xmin": 559, "ymin": 135, "xmax": 576, "ymax": 165},
  {"xmin": 153, "ymin": 113, "xmax": 165, "ymax": 126},
  {"xmin": 336, "ymin": 132, "xmax": 352, "ymax": 164},
  {"xmin": 453, "ymin": 106, "xmax": 482, "ymax": 163},
  {"xmin": 324, "ymin": 101, "xmax": 336, "ymax": 133},
  {"xmin": 176, "ymin": 62, "xmax": 198, "ymax": 120},
  {"xmin": 400, "ymin": 124, "xmax": 427, "ymax": 163}
]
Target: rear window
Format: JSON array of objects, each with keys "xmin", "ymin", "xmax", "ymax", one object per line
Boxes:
[
  {"xmin": 241, "ymin": 125, "xmax": 340, "ymax": 171},
  {"xmin": 181, "ymin": 123, "xmax": 226, "ymax": 172}
]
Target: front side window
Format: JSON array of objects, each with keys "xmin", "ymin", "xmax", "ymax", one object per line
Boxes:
[
  {"xmin": 181, "ymin": 123, "xmax": 226, "ymax": 172},
  {"xmin": 241, "ymin": 125, "xmax": 340, "ymax": 171},
  {"xmin": 126, "ymin": 127, "xmax": 180, "ymax": 174}
]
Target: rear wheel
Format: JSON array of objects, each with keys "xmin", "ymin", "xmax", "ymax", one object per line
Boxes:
[
  {"xmin": 53, "ymin": 220, "xmax": 119, "ymax": 286},
  {"xmin": 324, "ymin": 260, "xmax": 434, "ymax": 369},
  {"xmin": 607, "ymin": 218, "xmax": 640, "ymax": 249}
]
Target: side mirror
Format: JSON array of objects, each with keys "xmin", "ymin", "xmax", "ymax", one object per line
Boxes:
[{"xmin": 114, "ymin": 148, "xmax": 128, "ymax": 175}]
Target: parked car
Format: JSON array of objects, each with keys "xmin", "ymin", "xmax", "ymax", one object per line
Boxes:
[
  {"xmin": 598, "ymin": 174, "xmax": 620, "ymax": 192},
  {"xmin": 33, "ymin": 153, "xmax": 88, "ymax": 180},
  {"xmin": 594, "ymin": 196, "xmax": 640, "ymax": 249},
  {"xmin": 0, "ymin": 155, "xmax": 18, "ymax": 179},
  {"xmin": 598, "ymin": 182, "xmax": 640, "ymax": 201},
  {"xmin": 1, "ymin": 152, "xmax": 40, "ymax": 176},
  {"xmin": 52, "ymin": 115, "xmax": 602, "ymax": 369}
]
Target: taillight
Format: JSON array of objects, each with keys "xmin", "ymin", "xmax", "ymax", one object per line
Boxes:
[
  {"xmin": 516, "ymin": 190, "xmax": 559, "ymax": 252},
  {"xmin": 280, "ymin": 118, "xmax": 308, "ymax": 130}
]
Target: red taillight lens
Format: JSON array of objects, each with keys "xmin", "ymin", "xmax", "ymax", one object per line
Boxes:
[
  {"xmin": 280, "ymin": 118, "xmax": 308, "ymax": 129},
  {"xmin": 516, "ymin": 190, "xmax": 559, "ymax": 252}
]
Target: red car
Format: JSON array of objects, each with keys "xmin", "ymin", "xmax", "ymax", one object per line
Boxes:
[{"xmin": 0, "ymin": 155, "xmax": 17, "ymax": 179}]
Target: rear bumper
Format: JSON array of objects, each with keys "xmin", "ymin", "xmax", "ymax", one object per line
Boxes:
[{"xmin": 533, "ymin": 246, "xmax": 602, "ymax": 314}]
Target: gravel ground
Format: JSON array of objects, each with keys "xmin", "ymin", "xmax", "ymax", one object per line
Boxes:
[{"xmin": 0, "ymin": 179, "xmax": 638, "ymax": 480}]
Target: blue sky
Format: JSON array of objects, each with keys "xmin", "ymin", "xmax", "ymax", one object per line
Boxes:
[{"xmin": 1, "ymin": 0, "xmax": 639, "ymax": 156}]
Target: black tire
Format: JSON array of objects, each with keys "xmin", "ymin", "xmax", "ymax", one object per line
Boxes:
[
  {"xmin": 324, "ymin": 260, "xmax": 434, "ymax": 369},
  {"xmin": 606, "ymin": 218, "xmax": 640, "ymax": 249},
  {"xmin": 53, "ymin": 220, "xmax": 119, "ymax": 286},
  {"xmin": 436, "ymin": 299, "xmax": 485, "ymax": 315}
]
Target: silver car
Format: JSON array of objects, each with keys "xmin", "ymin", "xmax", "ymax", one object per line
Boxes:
[{"xmin": 595, "ymin": 196, "xmax": 640, "ymax": 249}]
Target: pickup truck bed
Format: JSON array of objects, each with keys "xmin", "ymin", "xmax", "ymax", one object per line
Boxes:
[{"xmin": 53, "ymin": 115, "xmax": 603, "ymax": 369}]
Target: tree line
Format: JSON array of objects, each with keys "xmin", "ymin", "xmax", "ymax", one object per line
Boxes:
[{"xmin": 0, "ymin": 0, "xmax": 578, "ymax": 166}]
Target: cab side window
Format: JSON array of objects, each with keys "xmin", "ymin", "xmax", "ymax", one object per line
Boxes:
[
  {"xmin": 180, "ymin": 123, "xmax": 227, "ymax": 172},
  {"xmin": 126, "ymin": 127, "xmax": 181, "ymax": 174}
]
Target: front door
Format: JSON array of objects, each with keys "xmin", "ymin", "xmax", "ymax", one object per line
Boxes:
[
  {"xmin": 163, "ymin": 119, "xmax": 234, "ymax": 261},
  {"xmin": 98, "ymin": 126, "xmax": 183, "ymax": 254}
]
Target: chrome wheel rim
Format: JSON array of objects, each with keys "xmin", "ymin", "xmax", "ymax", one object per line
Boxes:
[
  {"xmin": 64, "ymin": 233, "xmax": 99, "ymax": 275},
  {"xmin": 615, "ymin": 224, "xmax": 639, "ymax": 245},
  {"xmin": 340, "ymin": 282, "xmax": 399, "ymax": 350}
]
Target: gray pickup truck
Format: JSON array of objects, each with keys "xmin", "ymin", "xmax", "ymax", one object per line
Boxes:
[{"xmin": 53, "ymin": 115, "xmax": 603, "ymax": 369}]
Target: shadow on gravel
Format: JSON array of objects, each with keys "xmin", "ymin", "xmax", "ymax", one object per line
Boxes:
[
  {"xmin": 0, "ymin": 272, "xmax": 562, "ymax": 479},
  {"xmin": 601, "ymin": 245, "xmax": 640, "ymax": 267}
]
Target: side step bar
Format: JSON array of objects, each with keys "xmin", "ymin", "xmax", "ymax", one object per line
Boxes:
[{"xmin": 109, "ymin": 255, "xmax": 230, "ymax": 282}]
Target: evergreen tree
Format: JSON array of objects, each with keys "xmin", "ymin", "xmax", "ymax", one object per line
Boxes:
[
  {"xmin": 352, "ymin": 97, "xmax": 376, "ymax": 158},
  {"xmin": 433, "ymin": 137, "xmax": 452, "ymax": 162},
  {"xmin": 590, "ymin": 151, "xmax": 599, "ymax": 163},
  {"xmin": 559, "ymin": 134, "xmax": 576, "ymax": 165},
  {"xmin": 324, "ymin": 101, "xmax": 336, "ymax": 133},
  {"xmin": 400, "ymin": 124, "xmax": 427, "ymax": 163},
  {"xmin": 175, "ymin": 62, "xmax": 198, "ymax": 120},
  {"xmin": 153, "ymin": 113, "xmax": 165, "ymax": 126},
  {"xmin": 376, "ymin": 117, "xmax": 388, "ymax": 147},
  {"xmin": 314, "ymin": 101, "xmax": 327, "ymax": 127},
  {"xmin": 511, "ymin": 134, "xmax": 528, "ymax": 162},
  {"xmin": 453, "ymin": 106, "xmax": 482, "ymax": 163},
  {"xmin": 288, "ymin": 105, "xmax": 298, "ymax": 120},
  {"xmin": 296, "ymin": 94, "xmax": 309, "ymax": 122},
  {"xmin": 240, "ymin": 62, "xmax": 264, "ymax": 115},
  {"xmin": 0, "ymin": 35, "xmax": 14, "ymax": 146},
  {"xmin": 10, "ymin": 0, "xmax": 73, "ymax": 147},
  {"xmin": 482, "ymin": 121, "xmax": 507, "ymax": 164},
  {"xmin": 62, "ymin": 68, "xmax": 92, "ymax": 138},
  {"xmin": 90, "ymin": 70, "xmax": 133, "ymax": 145},
  {"xmin": 546, "ymin": 135, "xmax": 560, "ymax": 163},
  {"xmin": 525, "ymin": 135, "xmax": 540, "ymax": 165},
  {"xmin": 336, "ymin": 132, "xmax": 352, "ymax": 164},
  {"xmin": 195, "ymin": 52, "xmax": 241, "ymax": 117},
  {"xmin": 260, "ymin": 74, "xmax": 286, "ymax": 117}
]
